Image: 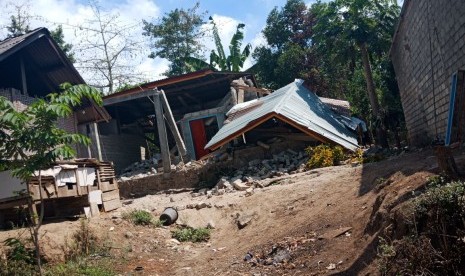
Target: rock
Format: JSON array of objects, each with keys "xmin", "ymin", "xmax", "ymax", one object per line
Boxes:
[
  {"xmin": 199, "ymin": 188, "xmax": 207, "ymax": 195},
  {"xmin": 196, "ymin": 202, "xmax": 207, "ymax": 210},
  {"xmin": 113, "ymin": 218, "xmax": 123, "ymax": 225},
  {"xmin": 245, "ymin": 187, "xmax": 254, "ymax": 197},
  {"xmin": 249, "ymin": 159, "xmax": 261, "ymax": 166},
  {"xmin": 214, "ymin": 203, "xmax": 225, "ymax": 208},
  {"xmin": 233, "ymin": 179, "xmax": 249, "ymax": 191},
  {"xmin": 109, "ymin": 227, "xmax": 115, "ymax": 231},
  {"xmin": 273, "ymin": 249, "xmax": 291, "ymax": 263},
  {"xmin": 237, "ymin": 215, "xmax": 253, "ymax": 229},
  {"xmin": 186, "ymin": 204, "xmax": 195, "ymax": 209},
  {"xmin": 326, "ymin": 263, "xmax": 336, "ymax": 270},
  {"xmin": 170, "ymin": 197, "xmax": 175, "ymax": 202},
  {"xmin": 125, "ymin": 231, "xmax": 134, "ymax": 239},
  {"xmin": 170, "ymin": 238, "xmax": 181, "ymax": 245},
  {"xmin": 191, "ymin": 192, "xmax": 201, "ymax": 198},
  {"xmin": 206, "ymin": 191, "xmax": 213, "ymax": 198},
  {"xmin": 206, "ymin": 220, "xmax": 215, "ymax": 229},
  {"xmin": 216, "ymin": 177, "xmax": 229, "ymax": 189}
]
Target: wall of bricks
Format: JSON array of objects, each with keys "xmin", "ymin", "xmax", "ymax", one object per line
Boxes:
[
  {"xmin": 391, "ymin": 0, "xmax": 465, "ymax": 146},
  {"xmin": 0, "ymin": 88, "xmax": 77, "ymax": 143}
]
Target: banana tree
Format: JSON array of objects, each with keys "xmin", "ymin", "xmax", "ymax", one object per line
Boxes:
[{"xmin": 185, "ymin": 18, "xmax": 252, "ymax": 72}]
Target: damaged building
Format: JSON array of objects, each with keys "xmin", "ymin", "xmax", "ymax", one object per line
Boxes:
[
  {"xmin": 98, "ymin": 69, "xmax": 262, "ymax": 173},
  {"xmin": 0, "ymin": 28, "xmax": 118, "ymax": 223}
]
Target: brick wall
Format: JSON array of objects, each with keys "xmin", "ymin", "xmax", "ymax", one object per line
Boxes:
[
  {"xmin": 1, "ymin": 88, "xmax": 78, "ymax": 150},
  {"xmin": 391, "ymin": 0, "xmax": 465, "ymax": 146}
]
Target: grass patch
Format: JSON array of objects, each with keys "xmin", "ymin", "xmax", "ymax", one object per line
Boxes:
[
  {"xmin": 172, "ymin": 227, "xmax": 211, "ymax": 243},
  {"xmin": 122, "ymin": 209, "xmax": 163, "ymax": 226}
]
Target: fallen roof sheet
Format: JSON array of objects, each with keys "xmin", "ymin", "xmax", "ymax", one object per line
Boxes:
[{"xmin": 205, "ymin": 79, "xmax": 359, "ymax": 151}]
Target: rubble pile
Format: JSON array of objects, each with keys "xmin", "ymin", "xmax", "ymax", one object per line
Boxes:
[
  {"xmin": 243, "ymin": 235, "xmax": 318, "ymax": 268},
  {"xmin": 202, "ymin": 149, "xmax": 308, "ymax": 197},
  {"xmin": 119, "ymin": 157, "xmax": 204, "ymax": 181}
]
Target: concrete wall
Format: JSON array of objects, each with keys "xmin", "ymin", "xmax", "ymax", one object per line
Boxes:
[
  {"xmin": 0, "ymin": 171, "xmax": 24, "ymax": 198},
  {"xmin": 99, "ymin": 133, "xmax": 146, "ymax": 174},
  {"xmin": 391, "ymin": 0, "xmax": 465, "ymax": 146}
]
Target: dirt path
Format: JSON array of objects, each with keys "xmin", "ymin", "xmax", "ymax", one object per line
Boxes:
[{"xmin": 0, "ymin": 149, "xmax": 440, "ymax": 275}]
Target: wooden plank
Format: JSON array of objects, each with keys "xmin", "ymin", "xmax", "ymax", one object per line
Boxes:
[
  {"xmin": 153, "ymin": 91, "xmax": 171, "ymax": 178},
  {"xmin": 160, "ymin": 89, "xmax": 188, "ymax": 160},
  {"xmin": 101, "ymin": 189, "xmax": 120, "ymax": 202},
  {"xmin": 103, "ymin": 198, "xmax": 122, "ymax": 212}
]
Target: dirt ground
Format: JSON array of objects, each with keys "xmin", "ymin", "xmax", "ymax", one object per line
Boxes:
[{"xmin": 0, "ymin": 148, "xmax": 446, "ymax": 275}]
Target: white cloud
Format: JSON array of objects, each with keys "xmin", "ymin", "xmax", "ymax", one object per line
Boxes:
[{"xmin": 0, "ymin": 0, "xmax": 167, "ymax": 90}]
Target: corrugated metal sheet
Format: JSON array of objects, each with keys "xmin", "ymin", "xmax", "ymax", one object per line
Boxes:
[{"xmin": 205, "ymin": 79, "xmax": 359, "ymax": 151}]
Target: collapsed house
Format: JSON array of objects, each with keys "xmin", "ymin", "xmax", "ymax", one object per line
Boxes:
[
  {"xmin": 0, "ymin": 28, "xmax": 117, "ymax": 224},
  {"xmin": 98, "ymin": 69, "xmax": 262, "ymax": 173},
  {"xmin": 205, "ymin": 79, "xmax": 360, "ymax": 153}
]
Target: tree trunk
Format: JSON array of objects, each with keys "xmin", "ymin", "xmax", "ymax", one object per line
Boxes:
[{"xmin": 359, "ymin": 42, "xmax": 389, "ymax": 148}]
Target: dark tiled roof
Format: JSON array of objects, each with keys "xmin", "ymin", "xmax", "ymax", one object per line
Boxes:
[{"xmin": 0, "ymin": 28, "xmax": 45, "ymax": 56}]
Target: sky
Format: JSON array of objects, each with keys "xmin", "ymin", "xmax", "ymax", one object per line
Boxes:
[{"xmin": 0, "ymin": 0, "xmax": 403, "ymax": 88}]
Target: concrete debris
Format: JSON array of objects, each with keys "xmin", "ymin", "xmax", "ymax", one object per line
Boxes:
[
  {"xmin": 204, "ymin": 149, "xmax": 307, "ymax": 196},
  {"xmin": 245, "ymin": 187, "xmax": 254, "ymax": 197},
  {"xmin": 118, "ymin": 156, "xmax": 204, "ymax": 180},
  {"xmin": 237, "ymin": 214, "xmax": 253, "ymax": 229}
]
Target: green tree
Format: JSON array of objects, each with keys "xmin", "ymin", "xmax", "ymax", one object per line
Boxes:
[
  {"xmin": 5, "ymin": 1, "xmax": 31, "ymax": 38},
  {"xmin": 0, "ymin": 84, "xmax": 102, "ymax": 274},
  {"xmin": 142, "ymin": 2, "xmax": 206, "ymax": 77},
  {"xmin": 50, "ymin": 25, "xmax": 75, "ymax": 63},
  {"xmin": 185, "ymin": 18, "xmax": 252, "ymax": 72},
  {"xmin": 312, "ymin": 0, "xmax": 400, "ymax": 147},
  {"xmin": 252, "ymin": 0, "xmax": 317, "ymax": 89}
]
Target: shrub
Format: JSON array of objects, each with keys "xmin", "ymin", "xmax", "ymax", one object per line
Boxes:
[
  {"xmin": 123, "ymin": 210, "xmax": 154, "ymax": 226},
  {"xmin": 306, "ymin": 144, "xmax": 345, "ymax": 169},
  {"xmin": 1, "ymin": 238, "xmax": 38, "ymax": 275},
  {"xmin": 63, "ymin": 219, "xmax": 108, "ymax": 261},
  {"xmin": 377, "ymin": 181, "xmax": 465, "ymax": 275},
  {"xmin": 172, "ymin": 227, "xmax": 211, "ymax": 242}
]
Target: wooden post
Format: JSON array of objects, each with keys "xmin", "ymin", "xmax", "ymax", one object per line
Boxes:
[
  {"xmin": 153, "ymin": 90, "xmax": 171, "ymax": 178},
  {"xmin": 159, "ymin": 90, "xmax": 189, "ymax": 161},
  {"xmin": 93, "ymin": 123, "xmax": 103, "ymax": 161}
]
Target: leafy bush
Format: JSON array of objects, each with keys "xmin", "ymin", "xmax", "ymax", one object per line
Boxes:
[
  {"xmin": 172, "ymin": 227, "xmax": 211, "ymax": 242},
  {"xmin": 123, "ymin": 210, "xmax": 154, "ymax": 226},
  {"xmin": 306, "ymin": 144, "xmax": 345, "ymax": 169},
  {"xmin": 1, "ymin": 238, "xmax": 38, "ymax": 275},
  {"xmin": 377, "ymin": 181, "xmax": 465, "ymax": 275}
]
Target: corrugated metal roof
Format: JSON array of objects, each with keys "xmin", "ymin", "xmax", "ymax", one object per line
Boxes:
[{"xmin": 205, "ymin": 79, "xmax": 359, "ymax": 151}]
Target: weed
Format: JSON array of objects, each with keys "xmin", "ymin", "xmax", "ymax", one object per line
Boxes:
[
  {"xmin": 172, "ymin": 227, "xmax": 211, "ymax": 242},
  {"xmin": 0, "ymin": 259, "xmax": 37, "ymax": 276},
  {"xmin": 377, "ymin": 181, "xmax": 465, "ymax": 275},
  {"xmin": 306, "ymin": 144, "xmax": 345, "ymax": 169},
  {"xmin": 3, "ymin": 238, "xmax": 36, "ymax": 264},
  {"xmin": 45, "ymin": 258, "xmax": 114, "ymax": 276},
  {"xmin": 122, "ymin": 209, "xmax": 156, "ymax": 226},
  {"xmin": 63, "ymin": 219, "xmax": 108, "ymax": 261}
]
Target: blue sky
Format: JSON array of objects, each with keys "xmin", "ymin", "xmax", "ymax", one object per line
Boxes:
[{"xmin": 1, "ymin": 0, "xmax": 402, "ymax": 87}]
